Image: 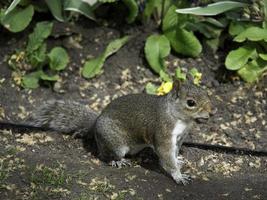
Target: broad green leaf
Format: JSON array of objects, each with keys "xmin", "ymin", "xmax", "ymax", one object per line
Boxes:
[
  {"xmin": 64, "ymin": 0, "xmax": 96, "ymax": 21},
  {"xmin": 40, "ymin": 73, "xmax": 59, "ymax": 81},
  {"xmin": 165, "ymin": 28, "xmax": 202, "ymax": 57},
  {"xmin": 204, "ymin": 17, "xmax": 227, "ymax": 28},
  {"xmin": 0, "ymin": 9, "xmax": 5, "ymax": 21},
  {"xmin": 229, "ymin": 21, "xmax": 250, "ymax": 36},
  {"xmin": 48, "ymin": 47, "xmax": 69, "ymax": 71},
  {"xmin": 163, "ymin": 5, "xmax": 178, "ymax": 32},
  {"xmin": 82, "ymin": 56, "xmax": 105, "ymax": 79},
  {"xmin": 145, "ymin": 35, "xmax": 170, "ymax": 74},
  {"xmin": 145, "ymin": 82, "xmax": 157, "ymax": 95},
  {"xmin": 22, "ymin": 71, "xmax": 43, "ymax": 89},
  {"xmin": 1, "ymin": 5, "xmax": 34, "ymax": 32},
  {"xmin": 176, "ymin": 1, "xmax": 248, "ymax": 16},
  {"xmin": 160, "ymin": 70, "xmax": 172, "ymax": 82},
  {"xmin": 186, "ymin": 22, "xmax": 222, "ymax": 39},
  {"xmin": 4, "ymin": 0, "xmax": 21, "ymax": 15},
  {"xmin": 175, "ymin": 67, "xmax": 186, "ymax": 81},
  {"xmin": 104, "ymin": 36, "xmax": 129, "ymax": 58},
  {"xmin": 238, "ymin": 60, "xmax": 267, "ymax": 83},
  {"xmin": 82, "ymin": 36, "xmax": 129, "ymax": 78},
  {"xmin": 264, "ymin": 0, "xmax": 267, "ymax": 28},
  {"xmin": 163, "ymin": 5, "xmax": 188, "ymax": 32},
  {"xmin": 45, "ymin": 0, "xmax": 65, "ymax": 22},
  {"xmin": 28, "ymin": 43, "xmax": 47, "ymax": 67},
  {"xmin": 234, "ymin": 27, "xmax": 267, "ymax": 42},
  {"xmin": 259, "ymin": 53, "xmax": 267, "ymax": 61},
  {"xmin": 26, "ymin": 21, "xmax": 53, "ymax": 53},
  {"xmin": 225, "ymin": 46, "xmax": 257, "ymax": 70},
  {"xmin": 122, "ymin": 0, "xmax": 138, "ymax": 23}
]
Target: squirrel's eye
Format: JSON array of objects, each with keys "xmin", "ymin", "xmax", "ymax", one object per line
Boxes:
[{"xmin": 186, "ymin": 99, "xmax": 196, "ymax": 108}]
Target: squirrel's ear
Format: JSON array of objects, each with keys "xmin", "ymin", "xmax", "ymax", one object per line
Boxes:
[
  {"xmin": 169, "ymin": 79, "xmax": 181, "ymax": 99},
  {"xmin": 172, "ymin": 79, "xmax": 181, "ymax": 90},
  {"xmin": 186, "ymin": 74, "xmax": 194, "ymax": 85}
]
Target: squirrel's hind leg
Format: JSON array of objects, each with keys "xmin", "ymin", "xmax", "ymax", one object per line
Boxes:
[{"xmin": 95, "ymin": 118, "xmax": 132, "ymax": 167}]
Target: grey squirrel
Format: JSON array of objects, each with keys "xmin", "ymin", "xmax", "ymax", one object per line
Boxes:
[{"xmin": 28, "ymin": 80, "xmax": 212, "ymax": 184}]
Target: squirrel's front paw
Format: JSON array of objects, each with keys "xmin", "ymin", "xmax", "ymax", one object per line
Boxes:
[
  {"xmin": 176, "ymin": 156, "xmax": 184, "ymax": 166},
  {"xmin": 110, "ymin": 158, "xmax": 132, "ymax": 168},
  {"xmin": 171, "ymin": 171, "xmax": 191, "ymax": 185}
]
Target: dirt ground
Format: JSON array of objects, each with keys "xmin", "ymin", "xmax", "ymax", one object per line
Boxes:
[{"xmin": 0, "ymin": 15, "xmax": 266, "ymax": 200}]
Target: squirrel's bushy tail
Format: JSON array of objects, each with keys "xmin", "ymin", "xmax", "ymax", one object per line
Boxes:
[{"xmin": 28, "ymin": 100, "xmax": 98, "ymax": 136}]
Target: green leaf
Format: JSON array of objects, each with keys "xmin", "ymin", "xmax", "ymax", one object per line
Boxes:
[
  {"xmin": 229, "ymin": 21, "xmax": 249, "ymax": 36},
  {"xmin": 22, "ymin": 71, "xmax": 43, "ymax": 89},
  {"xmin": 26, "ymin": 21, "xmax": 53, "ymax": 53},
  {"xmin": 28, "ymin": 43, "xmax": 47, "ymax": 67},
  {"xmin": 234, "ymin": 27, "xmax": 267, "ymax": 42},
  {"xmin": 176, "ymin": 1, "xmax": 248, "ymax": 16},
  {"xmin": 64, "ymin": 0, "xmax": 96, "ymax": 21},
  {"xmin": 142, "ymin": 0, "xmax": 159, "ymax": 22},
  {"xmin": 225, "ymin": 46, "xmax": 257, "ymax": 70},
  {"xmin": 264, "ymin": 0, "xmax": 267, "ymax": 29},
  {"xmin": 82, "ymin": 36, "xmax": 129, "ymax": 78},
  {"xmin": 165, "ymin": 28, "xmax": 202, "ymax": 57},
  {"xmin": 189, "ymin": 67, "xmax": 199, "ymax": 76},
  {"xmin": 1, "ymin": 5, "xmax": 34, "ymax": 32},
  {"xmin": 259, "ymin": 53, "xmax": 267, "ymax": 61},
  {"xmin": 48, "ymin": 47, "xmax": 69, "ymax": 71},
  {"xmin": 40, "ymin": 73, "xmax": 59, "ymax": 81},
  {"xmin": 160, "ymin": 70, "xmax": 172, "ymax": 82},
  {"xmin": 45, "ymin": 0, "xmax": 65, "ymax": 22},
  {"xmin": 144, "ymin": 34, "xmax": 170, "ymax": 74},
  {"xmin": 175, "ymin": 67, "xmax": 186, "ymax": 81},
  {"xmin": 82, "ymin": 56, "xmax": 105, "ymax": 79},
  {"xmin": 104, "ymin": 36, "xmax": 129, "ymax": 58},
  {"xmin": 163, "ymin": 5, "xmax": 178, "ymax": 32},
  {"xmin": 122, "ymin": 0, "xmax": 138, "ymax": 23},
  {"xmin": 238, "ymin": 60, "xmax": 267, "ymax": 83},
  {"xmin": 145, "ymin": 82, "xmax": 157, "ymax": 95},
  {"xmin": 163, "ymin": 5, "xmax": 188, "ymax": 32}
]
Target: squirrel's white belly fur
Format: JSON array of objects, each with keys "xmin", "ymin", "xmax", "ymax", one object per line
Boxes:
[{"xmin": 171, "ymin": 120, "xmax": 187, "ymax": 159}]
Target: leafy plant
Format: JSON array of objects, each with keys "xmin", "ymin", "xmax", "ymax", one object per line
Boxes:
[
  {"xmin": 145, "ymin": 67, "xmax": 202, "ymax": 95},
  {"xmin": 144, "ymin": 34, "xmax": 170, "ymax": 73},
  {"xmin": 1, "ymin": 0, "xmax": 97, "ymax": 32},
  {"xmin": 1, "ymin": 3, "xmax": 34, "ymax": 32},
  {"xmin": 173, "ymin": 0, "xmax": 267, "ymax": 83},
  {"xmin": 8, "ymin": 21, "xmax": 69, "ymax": 89},
  {"xmin": 82, "ymin": 36, "xmax": 129, "ymax": 79}
]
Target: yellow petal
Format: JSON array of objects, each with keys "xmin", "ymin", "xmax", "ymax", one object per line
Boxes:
[{"xmin": 157, "ymin": 81, "xmax": 173, "ymax": 95}]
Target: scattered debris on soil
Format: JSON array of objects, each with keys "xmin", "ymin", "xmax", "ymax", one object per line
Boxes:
[{"xmin": 0, "ymin": 18, "xmax": 266, "ymax": 199}]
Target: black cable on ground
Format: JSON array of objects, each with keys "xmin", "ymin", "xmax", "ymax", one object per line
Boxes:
[
  {"xmin": 0, "ymin": 121, "xmax": 267, "ymax": 157},
  {"xmin": 183, "ymin": 142, "xmax": 267, "ymax": 157}
]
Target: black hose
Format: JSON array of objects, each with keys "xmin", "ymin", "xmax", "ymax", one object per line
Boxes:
[{"xmin": 0, "ymin": 121, "xmax": 267, "ymax": 157}]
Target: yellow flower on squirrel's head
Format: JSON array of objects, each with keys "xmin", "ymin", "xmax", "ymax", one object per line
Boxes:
[
  {"xmin": 189, "ymin": 68, "xmax": 202, "ymax": 86},
  {"xmin": 193, "ymin": 72, "xmax": 202, "ymax": 85},
  {"xmin": 157, "ymin": 81, "xmax": 173, "ymax": 96}
]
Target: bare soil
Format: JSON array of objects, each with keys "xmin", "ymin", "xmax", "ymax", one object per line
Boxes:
[{"xmin": 0, "ymin": 15, "xmax": 266, "ymax": 200}]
